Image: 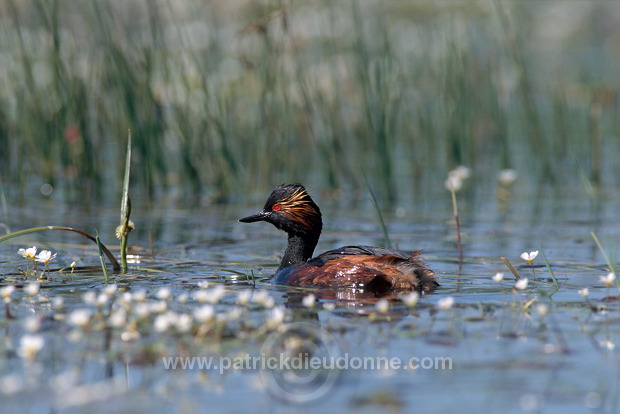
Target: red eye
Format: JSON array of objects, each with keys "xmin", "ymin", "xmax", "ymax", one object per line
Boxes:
[{"xmin": 272, "ymin": 204, "xmax": 281, "ymax": 211}]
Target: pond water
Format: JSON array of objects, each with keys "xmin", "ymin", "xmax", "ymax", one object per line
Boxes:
[{"xmin": 0, "ymin": 185, "xmax": 618, "ymax": 413}]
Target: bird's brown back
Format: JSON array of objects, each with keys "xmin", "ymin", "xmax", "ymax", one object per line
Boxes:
[{"xmin": 276, "ymin": 247, "xmax": 438, "ymax": 293}]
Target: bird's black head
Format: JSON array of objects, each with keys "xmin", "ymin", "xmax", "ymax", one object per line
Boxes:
[{"xmin": 239, "ymin": 184, "xmax": 323, "ymax": 237}]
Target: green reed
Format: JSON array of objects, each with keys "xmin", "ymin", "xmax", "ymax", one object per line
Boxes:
[
  {"xmin": 365, "ymin": 176, "xmax": 392, "ymax": 249},
  {"xmin": 0, "ymin": 1, "xmax": 618, "ymax": 205},
  {"xmin": 118, "ymin": 131, "xmax": 133, "ymax": 273}
]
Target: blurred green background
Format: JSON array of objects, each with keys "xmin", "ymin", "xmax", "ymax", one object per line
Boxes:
[{"xmin": 1, "ymin": 0, "xmax": 619, "ymax": 206}]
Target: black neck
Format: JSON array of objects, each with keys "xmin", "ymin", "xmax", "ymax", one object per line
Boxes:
[{"xmin": 278, "ymin": 233, "xmax": 319, "ymax": 271}]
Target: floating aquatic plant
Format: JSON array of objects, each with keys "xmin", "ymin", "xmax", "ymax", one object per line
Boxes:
[
  {"xmin": 18, "ymin": 246, "xmax": 37, "ymax": 262},
  {"xmin": 498, "ymin": 169, "xmax": 518, "ymax": 186},
  {"xmin": 600, "ymin": 272, "xmax": 616, "ymax": 288},
  {"xmin": 1, "ymin": 285, "xmax": 15, "ymax": 303},
  {"xmin": 1, "ymin": 229, "xmax": 120, "ymax": 272},
  {"xmin": 400, "ymin": 291, "xmax": 420, "ymax": 308},
  {"xmin": 520, "ymin": 250, "xmax": 538, "ymax": 279},
  {"xmin": 302, "ymin": 294, "xmax": 316, "ymax": 309},
  {"xmin": 24, "ymin": 282, "xmax": 40, "ymax": 297},
  {"xmin": 520, "ymin": 251, "xmax": 538, "ymax": 264},
  {"xmin": 437, "ymin": 296, "xmax": 455, "ymax": 311},
  {"xmin": 17, "ymin": 334, "xmax": 45, "ymax": 361},
  {"xmin": 375, "ymin": 299, "xmax": 389, "ymax": 314},
  {"xmin": 492, "ymin": 272, "xmax": 505, "ymax": 283},
  {"xmin": 514, "ymin": 278, "xmax": 529, "ymax": 291}
]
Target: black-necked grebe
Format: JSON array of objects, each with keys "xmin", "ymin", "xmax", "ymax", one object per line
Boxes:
[{"xmin": 240, "ymin": 184, "xmax": 438, "ymax": 293}]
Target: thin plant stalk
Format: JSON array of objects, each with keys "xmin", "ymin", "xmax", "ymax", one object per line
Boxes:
[
  {"xmin": 501, "ymin": 256, "xmax": 521, "ymax": 280},
  {"xmin": 365, "ymin": 177, "xmax": 392, "ymax": 249},
  {"xmin": 0, "ymin": 171, "xmax": 8, "ymax": 230},
  {"xmin": 5, "ymin": 303, "xmax": 15, "ymax": 319},
  {"xmin": 450, "ymin": 183, "xmax": 463, "ymax": 267}
]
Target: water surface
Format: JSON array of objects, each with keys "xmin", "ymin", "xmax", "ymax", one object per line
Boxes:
[{"xmin": 0, "ymin": 187, "xmax": 618, "ymax": 413}]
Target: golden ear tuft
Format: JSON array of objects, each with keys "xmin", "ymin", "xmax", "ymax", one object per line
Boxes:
[{"xmin": 277, "ymin": 187, "xmax": 320, "ymax": 231}]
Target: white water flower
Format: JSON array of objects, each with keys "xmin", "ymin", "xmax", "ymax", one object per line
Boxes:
[
  {"xmin": 1, "ymin": 285, "xmax": 15, "ymax": 303},
  {"xmin": 226, "ymin": 307, "xmax": 243, "ymax": 321},
  {"xmin": 600, "ymin": 272, "xmax": 616, "ymax": 287},
  {"xmin": 108, "ymin": 309, "xmax": 127, "ymax": 328},
  {"xmin": 133, "ymin": 290, "xmax": 147, "ymax": 302},
  {"xmin": 236, "ymin": 291, "xmax": 252, "ymax": 305},
  {"xmin": 154, "ymin": 312, "xmax": 177, "ymax": 333},
  {"xmin": 52, "ymin": 296, "xmax": 64, "ymax": 310},
  {"xmin": 197, "ymin": 281, "xmax": 209, "ymax": 289},
  {"xmin": 302, "ymin": 294, "xmax": 316, "ymax": 309},
  {"xmin": 176, "ymin": 293, "xmax": 188, "ymax": 304},
  {"xmin": 492, "ymin": 272, "xmax": 505, "ymax": 283},
  {"xmin": 97, "ymin": 293, "xmax": 110, "ymax": 307},
  {"xmin": 515, "ymin": 278, "xmax": 529, "ymax": 290},
  {"xmin": 25, "ymin": 283, "xmax": 40, "ymax": 296},
  {"xmin": 445, "ymin": 166, "xmax": 471, "ymax": 192},
  {"xmin": 520, "ymin": 251, "xmax": 538, "ymax": 264},
  {"xmin": 599, "ymin": 339, "xmax": 615, "ymax": 351},
  {"xmin": 375, "ymin": 299, "xmax": 389, "ymax": 314},
  {"xmin": 437, "ymin": 296, "xmax": 454, "ymax": 311},
  {"xmin": 119, "ymin": 292, "xmax": 133, "ymax": 306},
  {"xmin": 194, "ymin": 285, "xmax": 225, "ymax": 304},
  {"xmin": 1, "ymin": 285, "xmax": 15, "ymax": 296},
  {"xmin": 149, "ymin": 300, "xmax": 168, "ymax": 314},
  {"xmin": 175, "ymin": 314, "xmax": 192, "ymax": 332},
  {"xmin": 155, "ymin": 287, "xmax": 172, "ymax": 300},
  {"xmin": 444, "ymin": 175, "xmax": 463, "ymax": 192},
  {"xmin": 193, "ymin": 290, "xmax": 209, "ymax": 303},
  {"xmin": 18, "ymin": 246, "xmax": 37, "ymax": 260},
  {"xmin": 535, "ymin": 303, "xmax": 549, "ymax": 317},
  {"xmin": 18, "ymin": 334, "xmax": 45, "ymax": 360},
  {"xmin": 121, "ymin": 330, "xmax": 140, "ymax": 342},
  {"xmin": 24, "ymin": 316, "xmax": 41, "ymax": 333},
  {"xmin": 134, "ymin": 303, "xmax": 151, "ymax": 319},
  {"xmin": 207, "ymin": 285, "xmax": 225, "ymax": 303},
  {"xmin": 401, "ymin": 291, "xmax": 420, "ymax": 307},
  {"xmin": 103, "ymin": 284, "xmax": 118, "ymax": 296},
  {"xmin": 323, "ymin": 302, "xmax": 336, "ymax": 311},
  {"xmin": 35, "ymin": 250, "xmax": 57, "ymax": 266},
  {"xmin": 268, "ymin": 306, "xmax": 286, "ymax": 326},
  {"xmin": 68, "ymin": 309, "xmax": 92, "ymax": 327},
  {"xmin": 498, "ymin": 169, "xmax": 518, "ymax": 186},
  {"xmin": 0, "ymin": 374, "xmax": 23, "ymax": 395},
  {"xmin": 450, "ymin": 166, "xmax": 470, "ymax": 180},
  {"xmin": 82, "ymin": 291, "xmax": 96, "ymax": 305},
  {"xmin": 193, "ymin": 305, "xmax": 215, "ymax": 323},
  {"xmin": 252, "ymin": 290, "xmax": 275, "ymax": 308}
]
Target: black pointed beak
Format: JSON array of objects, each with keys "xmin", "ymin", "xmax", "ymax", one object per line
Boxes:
[{"xmin": 239, "ymin": 210, "xmax": 269, "ymax": 223}]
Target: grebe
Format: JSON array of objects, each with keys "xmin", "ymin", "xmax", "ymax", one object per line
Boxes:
[{"xmin": 240, "ymin": 184, "xmax": 438, "ymax": 293}]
